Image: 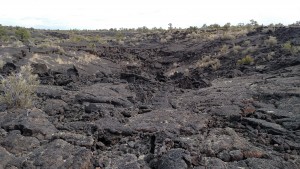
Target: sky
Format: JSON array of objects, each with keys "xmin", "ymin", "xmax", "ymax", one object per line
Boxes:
[{"xmin": 0, "ymin": 0, "xmax": 299, "ymax": 30}]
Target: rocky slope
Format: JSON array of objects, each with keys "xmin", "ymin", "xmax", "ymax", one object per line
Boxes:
[{"xmin": 0, "ymin": 26, "xmax": 300, "ymax": 169}]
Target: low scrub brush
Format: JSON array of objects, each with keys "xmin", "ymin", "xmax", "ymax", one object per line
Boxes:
[
  {"xmin": 0, "ymin": 65, "xmax": 39, "ymax": 109},
  {"xmin": 237, "ymin": 55, "xmax": 254, "ymax": 65}
]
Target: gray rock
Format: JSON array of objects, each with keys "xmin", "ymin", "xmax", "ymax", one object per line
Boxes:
[
  {"xmin": 23, "ymin": 139, "xmax": 93, "ymax": 169},
  {"xmin": 36, "ymin": 85, "xmax": 67, "ymax": 99},
  {"xmin": 0, "ymin": 147, "xmax": 16, "ymax": 169},
  {"xmin": 199, "ymin": 157, "xmax": 227, "ymax": 169},
  {"xmin": 0, "ymin": 109, "xmax": 58, "ymax": 140},
  {"xmin": 51, "ymin": 131, "xmax": 94, "ymax": 147},
  {"xmin": 246, "ymin": 158, "xmax": 299, "ymax": 169},
  {"xmin": 157, "ymin": 148, "xmax": 190, "ymax": 169},
  {"xmin": 276, "ymin": 115, "xmax": 300, "ymax": 130},
  {"xmin": 75, "ymin": 83, "xmax": 135, "ymax": 108},
  {"xmin": 217, "ymin": 151, "xmax": 231, "ymax": 162},
  {"xmin": 31, "ymin": 63, "xmax": 48, "ymax": 75},
  {"xmin": 43, "ymin": 99, "xmax": 68, "ymax": 116},
  {"xmin": 1, "ymin": 130, "xmax": 40, "ymax": 155},
  {"xmin": 229, "ymin": 150, "xmax": 243, "ymax": 161},
  {"xmin": 243, "ymin": 118, "xmax": 287, "ymax": 134},
  {"xmin": 210, "ymin": 105, "xmax": 242, "ymax": 118},
  {"xmin": 200, "ymin": 128, "xmax": 261, "ymax": 155}
]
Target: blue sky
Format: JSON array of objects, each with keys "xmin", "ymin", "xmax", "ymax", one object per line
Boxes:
[{"xmin": 0, "ymin": 0, "xmax": 299, "ymax": 29}]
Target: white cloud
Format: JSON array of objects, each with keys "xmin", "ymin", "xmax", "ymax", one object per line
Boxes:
[{"xmin": 0, "ymin": 0, "xmax": 299, "ymax": 29}]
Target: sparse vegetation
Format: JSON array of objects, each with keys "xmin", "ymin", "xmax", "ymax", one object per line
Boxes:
[
  {"xmin": 196, "ymin": 56, "xmax": 221, "ymax": 70},
  {"xmin": 186, "ymin": 32, "xmax": 202, "ymax": 39},
  {"xmin": 262, "ymin": 26, "xmax": 275, "ymax": 33},
  {"xmin": 282, "ymin": 41, "xmax": 293, "ymax": 51},
  {"xmin": 15, "ymin": 27, "xmax": 31, "ymax": 42},
  {"xmin": 0, "ymin": 60, "xmax": 5, "ymax": 70},
  {"xmin": 12, "ymin": 40, "xmax": 25, "ymax": 48},
  {"xmin": 282, "ymin": 41, "xmax": 300, "ymax": 55},
  {"xmin": 232, "ymin": 45, "xmax": 242, "ymax": 54},
  {"xmin": 266, "ymin": 51, "xmax": 275, "ymax": 61},
  {"xmin": 221, "ymin": 32, "xmax": 236, "ymax": 40},
  {"xmin": 0, "ymin": 65, "xmax": 39, "ymax": 109},
  {"xmin": 69, "ymin": 33, "xmax": 88, "ymax": 42},
  {"xmin": 242, "ymin": 46, "xmax": 257, "ymax": 55},
  {"xmin": 220, "ymin": 44, "xmax": 229, "ymax": 54},
  {"xmin": 264, "ymin": 36, "xmax": 277, "ymax": 47},
  {"xmin": 243, "ymin": 40, "xmax": 251, "ymax": 46},
  {"xmin": 0, "ymin": 21, "xmax": 299, "ymax": 169},
  {"xmin": 0, "ymin": 25, "xmax": 7, "ymax": 40},
  {"xmin": 115, "ymin": 32, "xmax": 124, "ymax": 41},
  {"xmin": 237, "ymin": 55, "xmax": 254, "ymax": 65}
]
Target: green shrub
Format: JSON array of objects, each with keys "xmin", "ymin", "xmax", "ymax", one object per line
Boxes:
[
  {"xmin": 15, "ymin": 27, "xmax": 31, "ymax": 42},
  {"xmin": 282, "ymin": 41, "xmax": 300, "ymax": 55},
  {"xmin": 282, "ymin": 41, "xmax": 292, "ymax": 51},
  {"xmin": 237, "ymin": 55, "xmax": 254, "ymax": 65},
  {"xmin": 232, "ymin": 45, "xmax": 242, "ymax": 54},
  {"xmin": 115, "ymin": 32, "xmax": 124, "ymax": 41},
  {"xmin": 0, "ymin": 65, "xmax": 39, "ymax": 109},
  {"xmin": 264, "ymin": 36, "xmax": 277, "ymax": 47},
  {"xmin": 0, "ymin": 26, "xmax": 10, "ymax": 42},
  {"xmin": 69, "ymin": 34, "xmax": 87, "ymax": 42},
  {"xmin": 0, "ymin": 25, "xmax": 7, "ymax": 39}
]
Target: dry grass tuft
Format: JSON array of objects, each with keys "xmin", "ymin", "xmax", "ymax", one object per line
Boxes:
[
  {"xmin": 196, "ymin": 56, "xmax": 221, "ymax": 70},
  {"xmin": 264, "ymin": 36, "xmax": 277, "ymax": 47},
  {"xmin": 237, "ymin": 55, "xmax": 254, "ymax": 65},
  {"xmin": 232, "ymin": 45, "xmax": 242, "ymax": 54},
  {"xmin": 0, "ymin": 60, "xmax": 5, "ymax": 70},
  {"xmin": 0, "ymin": 65, "xmax": 39, "ymax": 109}
]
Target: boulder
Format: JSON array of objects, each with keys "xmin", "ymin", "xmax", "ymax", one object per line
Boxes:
[
  {"xmin": 22, "ymin": 139, "xmax": 93, "ymax": 169},
  {"xmin": 0, "ymin": 109, "xmax": 57, "ymax": 140},
  {"xmin": 0, "ymin": 130, "xmax": 40, "ymax": 155}
]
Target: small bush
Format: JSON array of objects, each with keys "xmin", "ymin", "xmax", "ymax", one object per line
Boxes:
[
  {"xmin": 243, "ymin": 40, "xmax": 251, "ymax": 46},
  {"xmin": 37, "ymin": 41, "xmax": 65, "ymax": 54},
  {"xmin": 196, "ymin": 56, "xmax": 221, "ymax": 70},
  {"xmin": 220, "ymin": 44, "xmax": 229, "ymax": 54},
  {"xmin": 115, "ymin": 32, "xmax": 124, "ymax": 41},
  {"xmin": 221, "ymin": 33, "xmax": 236, "ymax": 40},
  {"xmin": 0, "ymin": 60, "xmax": 5, "ymax": 70},
  {"xmin": 0, "ymin": 25, "xmax": 7, "ymax": 39},
  {"xmin": 15, "ymin": 28, "xmax": 31, "ymax": 42},
  {"xmin": 282, "ymin": 41, "xmax": 292, "ymax": 51},
  {"xmin": 0, "ymin": 65, "xmax": 39, "ymax": 109},
  {"xmin": 0, "ymin": 25, "xmax": 9, "ymax": 42},
  {"xmin": 237, "ymin": 55, "xmax": 254, "ymax": 65},
  {"xmin": 282, "ymin": 41, "xmax": 300, "ymax": 55},
  {"xmin": 241, "ymin": 46, "xmax": 257, "ymax": 55},
  {"xmin": 265, "ymin": 36, "xmax": 277, "ymax": 47},
  {"xmin": 232, "ymin": 45, "xmax": 242, "ymax": 54},
  {"xmin": 266, "ymin": 52, "xmax": 275, "ymax": 61},
  {"xmin": 69, "ymin": 34, "xmax": 87, "ymax": 42},
  {"xmin": 12, "ymin": 40, "xmax": 24, "ymax": 48}
]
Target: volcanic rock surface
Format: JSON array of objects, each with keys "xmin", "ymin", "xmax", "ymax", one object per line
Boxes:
[{"xmin": 0, "ymin": 27, "xmax": 300, "ymax": 169}]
